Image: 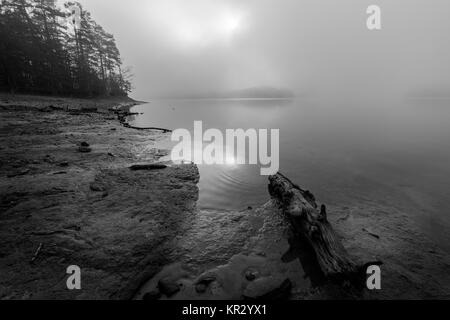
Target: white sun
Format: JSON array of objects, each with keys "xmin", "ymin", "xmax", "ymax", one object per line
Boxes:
[
  {"xmin": 149, "ymin": 1, "xmax": 245, "ymax": 47},
  {"xmin": 220, "ymin": 13, "xmax": 242, "ymax": 35}
]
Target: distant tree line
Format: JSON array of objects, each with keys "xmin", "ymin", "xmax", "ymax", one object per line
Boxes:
[{"xmin": 0, "ymin": 0, "xmax": 132, "ymax": 97}]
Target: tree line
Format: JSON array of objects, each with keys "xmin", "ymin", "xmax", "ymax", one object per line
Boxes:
[{"xmin": 0, "ymin": 0, "xmax": 132, "ymax": 97}]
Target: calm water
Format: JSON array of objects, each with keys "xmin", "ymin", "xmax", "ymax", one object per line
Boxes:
[{"xmin": 130, "ymin": 98, "xmax": 450, "ymax": 252}]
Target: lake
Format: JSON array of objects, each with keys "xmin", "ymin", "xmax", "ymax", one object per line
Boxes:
[{"xmin": 130, "ymin": 97, "xmax": 450, "ymax": 252}]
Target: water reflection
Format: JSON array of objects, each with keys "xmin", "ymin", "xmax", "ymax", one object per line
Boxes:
[{"xmin": 130, "ymin": 98, "xmax": 450, "ymax": 251}]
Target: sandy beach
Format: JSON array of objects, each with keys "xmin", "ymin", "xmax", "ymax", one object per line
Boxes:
[{"xmin": 0, "ymin": 94, "xmax": 199, "ymax": 299}]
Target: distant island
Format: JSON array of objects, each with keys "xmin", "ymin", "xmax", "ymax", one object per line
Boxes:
[
  {"xmin": 219, "ymin": 87, "xmax": 295, "ymax": 99},
  {"xmin": 156, "ymin": 86, "xmax": 295, "ymax": 100}
]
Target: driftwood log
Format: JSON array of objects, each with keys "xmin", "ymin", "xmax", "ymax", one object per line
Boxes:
[
  {"xmin": 269, "ymin": 173, "xmax": 380, "ymax": 284},
  {"xmin": 129, "ymin": 164, "xmax": 168, "ymax": 171}
]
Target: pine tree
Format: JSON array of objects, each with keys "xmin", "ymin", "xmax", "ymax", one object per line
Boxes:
[{"xmin": 0, "ymin": 0, "xmax": 132, "ymax": 96}]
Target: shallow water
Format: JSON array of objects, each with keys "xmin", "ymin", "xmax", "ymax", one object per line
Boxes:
[{"xmin": 130, "ymin": 98, "xmax": 450, "ymax": 252}]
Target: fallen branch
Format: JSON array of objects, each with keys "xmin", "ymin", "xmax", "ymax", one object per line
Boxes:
[
  {"xmin": 113, "ymin": 109, "xmax": 171, "ymax": 133},
  {"xmin": 362, "ymin": 228, "xmax": 380, "ymax": 239},
  {"xmin": 30, "ymin": 242, "xmax": 43, "ymax": 263},
  {"xmin": 122, "ymin": 123, "xmax": 172, "ymax": 133},
  {"xmin": 30, "ymin": 230, "xmax": 65, "ymax": 236},
  {"xmin": 268, "ymin": 173, "xmax": 381, "ymax": 283}
]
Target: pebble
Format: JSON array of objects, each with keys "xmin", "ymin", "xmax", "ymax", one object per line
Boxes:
[
  {"xmin": 195, "ymin": 283, "xmax": 207, "ymax": 293},
  {"xmin": 90, "ymin": 182, "xmax": 105, "ymax": 192},
  {"xmin": 245, "ymin": 269, "xmax": 259, "ymax": 281},
  {"xmin": 158, "ymin": 278, "xmax": 180, "ymax": 297},
  {"xmin": 78, "ymin": 146, "xmax": 92, "ymax": 153}
]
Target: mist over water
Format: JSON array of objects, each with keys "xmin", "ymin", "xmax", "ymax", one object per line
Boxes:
[
  {"xmin": 80, "ymin": 0, "xmax": 450, "ymax": 250},
  {"xmin": 78, "ymin": 0, "xmax": 450, "ymax": 100},
  {"xmin": 131, "ymin": 97, "xmax": 450, "ymax": 252}
]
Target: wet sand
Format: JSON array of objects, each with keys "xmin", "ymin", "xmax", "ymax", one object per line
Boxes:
[{"xmin": 0, "ymin": 94, "xmax": 199, "ymax": 299}]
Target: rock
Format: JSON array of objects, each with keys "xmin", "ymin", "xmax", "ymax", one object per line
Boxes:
[
  {"xmin": 194, "ymin": 275, "xmax": 216, "ymax": 294},
  {"xmin": 158, "ymin": 278, "xmax": 180, "ymax": 297},
  {"xmin": 245, "ymin": 269, "xmax": 258, "ymax": 281},
  {"xmin": 142, "ymin": 290, "xmax": 161, "ymax": 300},
  {"xmin": 90, "ymin": 182, "xmax": 105, "ymax": 192},
  {"xmin": 129, "ymin": 164, "xmax": 167, "ymax": 171},
  {"xmin": 59, "ymin": 161, "xmax": 69, "ymax": 167},
  {"xmin": 78, "ymin": 146, "xmax": 92, "ymax": 153},
  {"xmin": 44, "ymin": 155, "xmax": 54, "ymax": 163},
  {"xmin": 195, "ymin": 283, "xmax": 207, "ymax": 293},
  {"xmin": 39, "ymin": 106, "xmax": 52, "ymax": 112},
  {"xmin": 232, "ymin": 215, "xmax": 244, "ymax": 222},
  {"xmin": 80, "ymin": 141, "xmax": 90, "ymax": 147}
]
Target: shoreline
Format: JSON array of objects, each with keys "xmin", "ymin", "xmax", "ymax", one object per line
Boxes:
[
  {"xmin": 0, "ymin": 93, "xmax": 199, "ymax": 299},
  {"xmin": 0, "ymin": 93, "xmax": 449, "ymax": 300}
]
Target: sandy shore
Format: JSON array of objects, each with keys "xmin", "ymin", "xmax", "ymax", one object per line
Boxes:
[
  {"xmin": 0, "ymin": 94, "xmax": 199, "ymax": 299},
  {"xmin": 0, "ymin": 94, "xmax": 449, "ymax": 300}
]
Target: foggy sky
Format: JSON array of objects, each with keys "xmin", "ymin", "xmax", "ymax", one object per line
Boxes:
[{"xmin": 78, "ymin": 0, "xmax": 450, "ymax": 100}]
